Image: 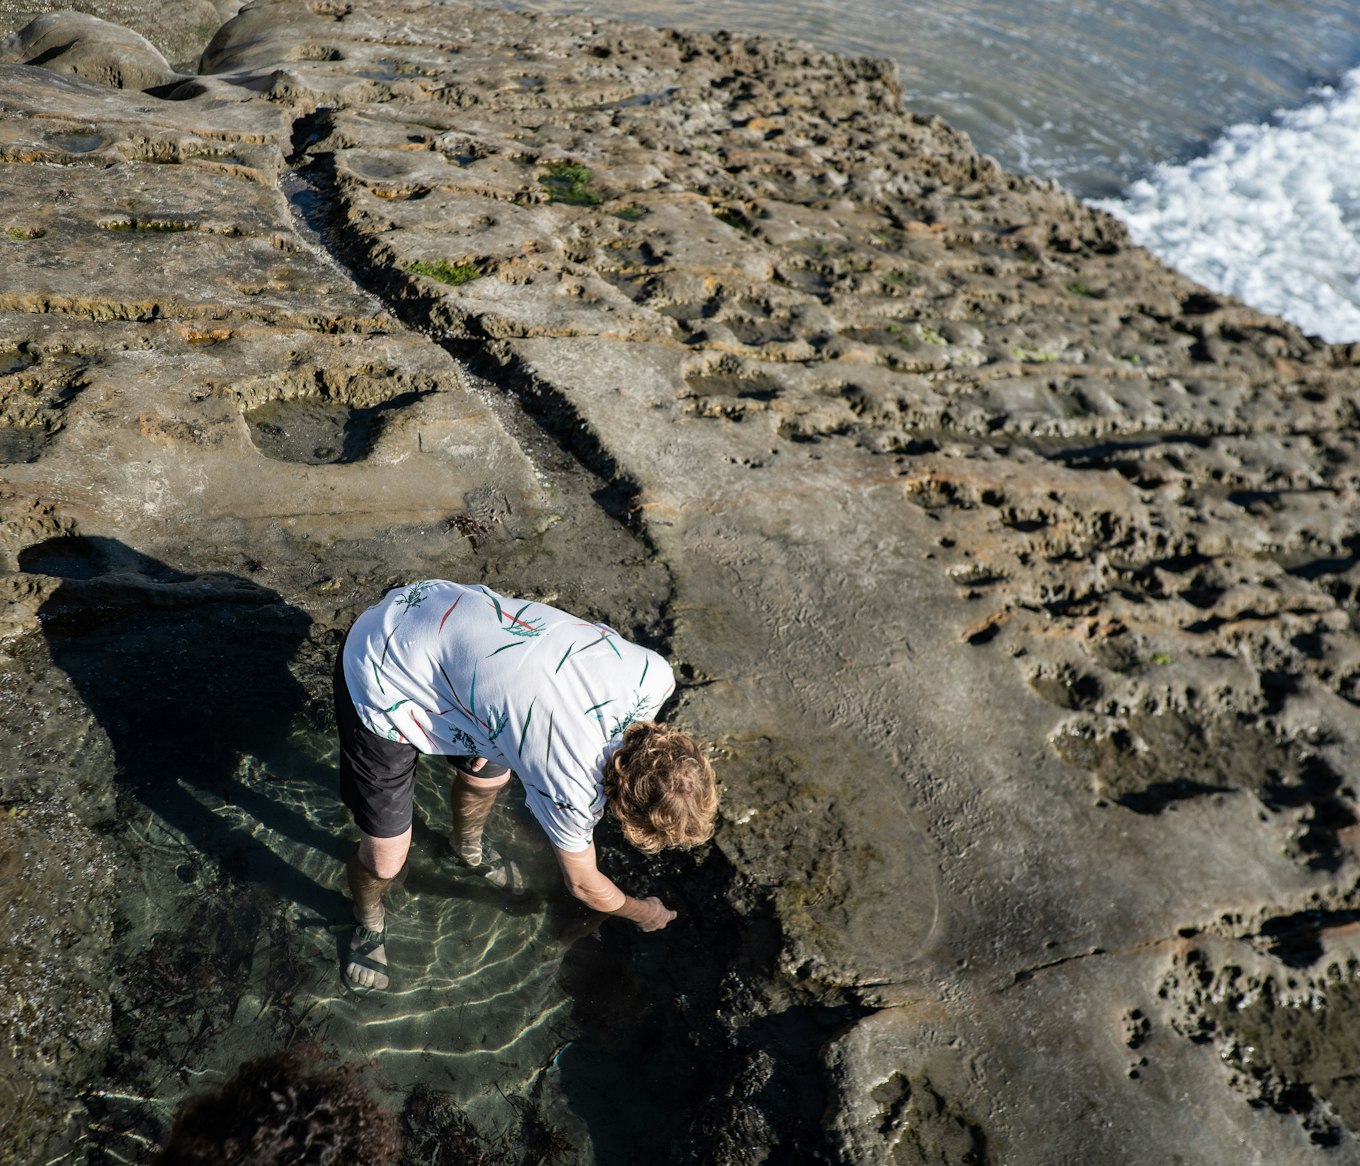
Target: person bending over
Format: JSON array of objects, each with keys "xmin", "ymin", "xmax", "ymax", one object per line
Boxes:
[{"xmin": 335, "ymin": 580, "xmax": 718, "ymax": 990}]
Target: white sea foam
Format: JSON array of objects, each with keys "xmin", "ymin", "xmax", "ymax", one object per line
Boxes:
[{"xmin": 1096, "ymin": 66, "xmax": 1360, "ymax": 344}]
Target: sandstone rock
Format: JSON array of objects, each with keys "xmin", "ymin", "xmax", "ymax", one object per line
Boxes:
[
  {"xmin": 0, "ymin": 0, "xmax": 239, "ymax": 71},
  {"xmin": 4, "ymin": 2, "xmax": 1360, "ymax": 1163},
  {"xmin": 0, "ymin": 11, "xmax": 182, "ymax": 90}
]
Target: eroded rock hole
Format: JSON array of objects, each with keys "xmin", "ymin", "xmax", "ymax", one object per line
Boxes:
[
  {"xmin": 42, "ymin": 130, "xmax": 104, "ymax": 154},
  {"xmin": 1168, "ymin": 948, "xmax": 1360, "ymax": 1146},
  {"xmin": 724, "ymin": 314, "xmax": 796, "ymax": 346},
  {"xmin": 0, "ymin": 359, "xmax": 87, "ymax": 462},
  {"xmin": 1258, "ymin": 909, "xmax": 1360, "ymax": 968},
  {"xmin": 1056, "ymin": 709, "xmax": 1355, "ymax": 868},
  {"xmin": 244, "ymin": 391, "xmax": 426, "ymax": 464},
  {"xmin": 684, "ymin": 373, "xmax": 781, "ymax": 401},
  {"xmin": 0, "ymin": 426, "xmax": 51, "ymax": 464}
]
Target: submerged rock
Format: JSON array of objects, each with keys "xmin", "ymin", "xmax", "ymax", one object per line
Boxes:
[
  {"xmin": 0, "ymin": 802, "xmax": 115, "ymax": 1162},
  {"xmin": 2, "ymin": 2, "xmax": 1360, "ymax": 1163}
]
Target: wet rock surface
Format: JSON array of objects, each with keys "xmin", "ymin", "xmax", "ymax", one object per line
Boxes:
[{"xmin": 3, "ymin": 2, "xmax": 1360, "ymax": 1163}]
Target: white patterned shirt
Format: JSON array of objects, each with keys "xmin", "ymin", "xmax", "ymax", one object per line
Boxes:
[{"xmin": 343, "ymin": 581, "xmax": 675, "ymax": 851}]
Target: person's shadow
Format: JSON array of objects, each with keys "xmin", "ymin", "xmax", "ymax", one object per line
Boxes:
[{"xmin": 23, "ymin": 535, "xmax": 345, "ymax": 923}]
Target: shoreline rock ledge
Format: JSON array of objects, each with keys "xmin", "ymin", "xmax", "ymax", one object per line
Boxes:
[{"xmin": 5, "ymin": 2, "xmax": 1360, "ymax": 1162}]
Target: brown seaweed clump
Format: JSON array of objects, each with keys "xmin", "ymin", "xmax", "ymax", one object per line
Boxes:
[{"xmin": 154, "ymin": 1044, "xmax": 401, "ymax": 1166}]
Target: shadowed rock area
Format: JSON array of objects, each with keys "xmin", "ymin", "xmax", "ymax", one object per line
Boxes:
[{"xmin": 4, "ymin": 2, "xmax": 1360, "ymax": 1163}]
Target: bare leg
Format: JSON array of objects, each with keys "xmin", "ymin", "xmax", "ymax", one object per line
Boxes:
[
  {"xmin": 344, "ymin": 827, "xmax": 411, "ymax": 990},
  {"xmin": 450, "ymin": 770, "xmax": 511, "ymax": 863},
  {"xmin": 346, "ymin": 851, "xmax": 391, "ymax": 930},
  {"xmin": 449, "ymin": 770, "xmax": 525, "ymax": 895}
]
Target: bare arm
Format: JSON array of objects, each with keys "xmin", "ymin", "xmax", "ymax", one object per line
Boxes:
[{"xmin": 553, "ymin": 842, "xmax": 676, "ymax": 931}]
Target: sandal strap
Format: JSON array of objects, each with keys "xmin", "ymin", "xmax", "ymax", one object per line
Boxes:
[
  {"xmin": 448, "ymin": 840, "xmax": 487, "ymax": 869},
  {"xmin": 347, "ymin": 949, "xmax": 388, "ymax": 976},
  {"xmin": 343, "ymin": 924, "xmax": 390, "ymax": 991},
  {"xmin": 451, "ymin": 842, "xmax": 505, "ymax": 872},
  {"xmin": 352, "ymin": 922, "xmax": 386, "ymax": 947}
]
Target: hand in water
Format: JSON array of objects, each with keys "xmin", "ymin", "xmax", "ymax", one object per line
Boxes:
[{"xmin": 637, "ymin": 896, "xmax": 677, "ymax": 932}]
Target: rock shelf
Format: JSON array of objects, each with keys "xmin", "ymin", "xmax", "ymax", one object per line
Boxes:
[{"xmin": 3, "ymin": 2, "xmax": 1360, "ymax": 1163}]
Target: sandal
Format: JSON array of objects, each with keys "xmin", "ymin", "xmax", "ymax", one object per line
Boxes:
[
  {"xmin": 342, "ymin": 923, "xmax": 389, "ymax": 992},
  {"xmin": 450, "ymin": 840, "xmax": 528, "ymax": 899}
]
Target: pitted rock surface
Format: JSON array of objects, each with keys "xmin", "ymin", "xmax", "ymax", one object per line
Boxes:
[{"xmin": 3, "ymin": 2, "xmax": 1360, "ymax": 1164}]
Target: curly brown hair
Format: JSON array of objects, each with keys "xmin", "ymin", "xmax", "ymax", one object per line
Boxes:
[
  {"xmin": 604, "ymin": 721, "xmax": 717, "ymax": 854},
  {"xmin": 154, "ymin": 1045, "xmax": 401, "ymax": 1166}
]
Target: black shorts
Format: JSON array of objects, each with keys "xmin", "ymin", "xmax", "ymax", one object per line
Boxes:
[{"xmin": 333, "ymin": 647, "xmax": 509, "ymax": 838}]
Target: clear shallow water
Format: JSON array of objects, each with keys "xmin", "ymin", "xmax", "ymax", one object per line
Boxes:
[
  {"xmin": 90, "ymin": 723, "xmax": 598, "ymax": 1160},
  {"xmin": 480, "ymin": 0, "xmax": 1360, "ymax": 339}
]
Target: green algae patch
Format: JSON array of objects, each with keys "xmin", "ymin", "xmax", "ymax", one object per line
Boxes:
[
  {"xmin": 3, "ymin": 226, "xmax": 45, "ymax": 241},
  {"xmin": 1012, "ymin": 345, "xmax": 1059, "ymax": 362},
  {"xmin": 715, "ymin": 206, "xmax": 753, "ymax": 233},
  {"xmin": 539, "ymin": 162, "xmax": 603, "ymax": 207},
  {"xmin": 882, "ymin": 269, "xmax": 917, "ymax": 291},
  {"xmin": 407, "ymin": 258, "xmax": 482, "ymax": 286}
]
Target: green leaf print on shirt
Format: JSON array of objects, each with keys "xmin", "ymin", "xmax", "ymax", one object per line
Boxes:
[
  {"xmin": 395, "ymin": 580, "xmax": 434, "ymax": 610},
  {"xmin": 482, "ymin": 590, "xmax": 546, "ymax": 639},
  {"xmin": 517, "ymin": 698, "xmax": 537, "ymax": 754},
  {"xmin": 610, "ymin": 692, "xmax": 654, "ymax": 739},
  {"xmin": 433, "ymin": 656, "xmax": 513, "ymax": 748},
  {"xmin": 485, "ymin": 706, "xmax": 510, "ymax": 743},
  {"xmin": 583, "ymin": 699, "xmax": 613, "ymax": 719},
  {"xmin": 530, "ymin": 783, "xmax": 588, "ymax": 821},
  {"xmin": 444, "ymin": 724, "xmax": 478, "ymax": 754},
  {"xmin": 555, "ymin": 624, "xmax": 623, "ymax": 673}
]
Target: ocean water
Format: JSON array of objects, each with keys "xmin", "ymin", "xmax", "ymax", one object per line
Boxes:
[
  {"xmin": 1094, "ymin": 69, "xmax": 1360, "ymax": 344},
  {"xmin": 483, "ymin": 0, "xmax": 1360, "ymax": 342}
]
